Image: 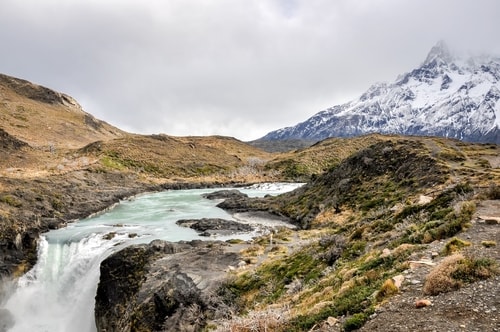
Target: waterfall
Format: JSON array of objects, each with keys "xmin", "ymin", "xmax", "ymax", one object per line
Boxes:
[
  {"xmin": 0, "ymin": 184, "xmax": 304, "ymax": 332},
  {"xmin": 3, "ymin": 233, "xmax": 128, "ymax": 332}
]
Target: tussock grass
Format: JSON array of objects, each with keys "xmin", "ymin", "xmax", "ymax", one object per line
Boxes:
[
  {"xmin": 442, "ymin": 237, "xmax": 471, "ymax": 255},
  {"xmin": 423, "ymin": 254, "xmax": 498, "ymax": 295}
]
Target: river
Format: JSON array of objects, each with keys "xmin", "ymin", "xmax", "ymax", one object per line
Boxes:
[{"xmin": 1, "ymin": 183, "xmax": 302, "ymax": 332}]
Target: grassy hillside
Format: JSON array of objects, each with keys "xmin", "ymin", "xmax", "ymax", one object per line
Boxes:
[
  {"xmin": 80, "ymin": 134, "xmax": 273, "ymax": 182},
  {"xmin": 213, "ymin": 136, "xmax": 500, "ymax": 331},
  {"xmin": 0, "ymin": 74, "xmax": 274, "ymax": 182},
  {"xmin": 0, "ymin": 74, "xmax": 125, "ymax": 149}
]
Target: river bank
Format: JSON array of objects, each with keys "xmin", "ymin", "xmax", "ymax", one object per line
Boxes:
[{"xmin": 0, "ymin": 168, "xmax": 271, "ymax": 279}]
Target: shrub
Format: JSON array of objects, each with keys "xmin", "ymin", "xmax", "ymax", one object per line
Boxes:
[
  {"xmin": 442, "ymin": 237, "xmax": 471, "ymax": 255},
  {"xmin": 485, "ymin": 183, "xmax": 500, "ymax": 199},
  {"xmin": 0, "ymin": 195, "xmax": 22, "ymax": 208},
  {"xmin": 423, "ymin": 254, "xmax": 465, "ymax": 295},
  {"xmin": 481, "ymin": 240, "xmax": 497, "ymax": 248},
  {"xmin": 451, "ymin": 257, "xmax": 498, "ymax": 283},
  {"xmin": 376, "ymin": 279, "xmax": 399, "ymax": 302},
  {"xmin": 343, "ymin": 312, "xmax": 368, "ymax": 331},
  {"xmin": 423, "ymin": 254, "xmax": 498, "ymax": 295}
]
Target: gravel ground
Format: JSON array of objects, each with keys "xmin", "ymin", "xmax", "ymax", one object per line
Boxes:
[{"xmin": 356, "ymin": 200, "xmax": 500, "ymax": 332}]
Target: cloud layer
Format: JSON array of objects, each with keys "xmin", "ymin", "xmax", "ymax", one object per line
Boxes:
[{"xmin": 2, "ymin": 0, "xmax": 499, "ymax": 140}]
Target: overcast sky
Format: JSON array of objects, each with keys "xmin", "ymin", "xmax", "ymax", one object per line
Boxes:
[{"xmin": 2, "ymin": 0, "xmax": 500, "ymax": 140}]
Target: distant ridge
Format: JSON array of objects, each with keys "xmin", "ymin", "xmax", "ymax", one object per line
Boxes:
[{"xmin": 260, "ymin": 41, "xmax": 500, "ymax": 144}]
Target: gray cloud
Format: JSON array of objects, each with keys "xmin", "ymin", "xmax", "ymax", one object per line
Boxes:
[{"xmin": 2, "ymin": 0, "xmax": 499, "ymax": 140}]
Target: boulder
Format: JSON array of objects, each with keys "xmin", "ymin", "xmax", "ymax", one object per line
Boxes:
[
  {"xmin": 202, "ymin": 189, "xmax": 248, "ymax": 200},
  {"xmin": 176, "ymin": 218, "xmax": 253, "ymax": 236},
  {"xmin": 94, "ymin": 240, "xmax": 240, "ymax": 332}
]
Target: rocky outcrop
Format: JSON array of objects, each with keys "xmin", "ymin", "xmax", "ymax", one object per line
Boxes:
[
  {"xmin": 0, "ymin": 73, "xmax": 80, "ymax": 106},
  {"xmin": 176, "ymin": 218, "xmax": 253, "ymax": 236},
  {"xmin": 94, "ymin": 240, "xmax": 240, "ymax": 332},
  {"xmin": 0, "ymin": 128, "xmax": 29, "ymax": 151},
  {"xmin": 202, "ymin": 189, "xmax": 248, "ymax": 200}
]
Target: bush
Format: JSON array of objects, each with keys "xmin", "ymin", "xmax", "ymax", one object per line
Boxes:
[
  {"xmin": 376, "ymin": 279, "xmax": 399, "ymax": 302},
  {"xmin": 343, "ymin": 313, "xmax": 368, "ymax": 331},
  {"xmin": 485, "ymin": 183, "xmax": 500, "ymax": 199},
  {"xmin": 481, "ymin": 240, "xmax": 496, "ymax": 248},
  {"xmin": 423, "ymin": 254, "xmax": 498, "ymax": 295},
  {"xmin": 442, "ymin": 237, "xmax": 471, "ymax": 255},
  {"xmin": 0, "ymin": 195, "xmax": 22, "ymax": 207}
]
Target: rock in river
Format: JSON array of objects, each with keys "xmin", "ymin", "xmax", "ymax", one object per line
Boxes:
[
  {"xmin": 94, "ymin": 240, "xmax": 240, "ymax": 332},
  {"xmin": 176, "ymin": 218, "xmax": 253, "ymax": 236}
]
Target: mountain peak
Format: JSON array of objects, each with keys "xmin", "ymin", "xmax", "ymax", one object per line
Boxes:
[
  {"xmin": 424, "ymin": 40, "xmax": 453, "ymax": 65},
  {"xmin": 260, "ymin": 41, "xmax": 500, "ymax": 144}
]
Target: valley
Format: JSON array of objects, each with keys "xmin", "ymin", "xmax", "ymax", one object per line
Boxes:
[{"xmin": 0, "ymin": 73, "xmax": 499, "ymax": 331}]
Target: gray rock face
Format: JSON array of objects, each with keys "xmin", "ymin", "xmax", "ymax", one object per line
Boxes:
[
  {"xmin": 202, "ymin": 189, "xmax": 248, "ymax": 200},
  {"xmin": 176, "ymin": 218, "xmax": 253, "ymax": 236},
  {"xmin": 94, "ymin": 240, "xmax": 240, "ymax": 332}
]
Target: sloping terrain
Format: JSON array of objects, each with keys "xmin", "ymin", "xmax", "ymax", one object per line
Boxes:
[
  {"xmin": 0, "ymin": 73, "xmax": 499, "ymax": 331},
  {"xmin": 82, "ymin": 134, "xmax": 272, "ymax": 181},
  {"xmin": 208, "ymin": 136, "xmax": 500, "ymax": 331},
  {"xmin": 0, "ymin": 73, "xmax": 125, "ymax": 149}
]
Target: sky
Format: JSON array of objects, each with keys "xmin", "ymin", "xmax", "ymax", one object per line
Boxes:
[{"xmin": 1, "ymin": 0, "xmax": 500, "ymax": 141}]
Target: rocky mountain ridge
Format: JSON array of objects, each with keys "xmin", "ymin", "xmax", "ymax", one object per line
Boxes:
[{"xmin": 261, "ymin": 41, "xmax": 500, "ymax": 144}]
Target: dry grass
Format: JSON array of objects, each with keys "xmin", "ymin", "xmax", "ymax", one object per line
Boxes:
[
  {"xmin": 424, "ymin": 254, "xmax": 467, "ymax": 295},
  {"xmin": 376, "ymin": 279, "xmax": 399, "ymax": 302},
  {"xmin": 0, "ymin": 75, "xmax": 124, "ymax": 149},
  {"xmin": 442, "ymin": 237, "xmax": 471, "ymax": 255},
  {"xmin": 423, "ymin": 254, "xmax": 498, "ymax": 295},
  {"xmin": 213, "ymin": 307, "xmax": 290, "ymax": 332}
]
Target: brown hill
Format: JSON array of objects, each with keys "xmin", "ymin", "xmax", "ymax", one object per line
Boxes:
[
  {"xmin": 0, "ymin": 74, "xmax": 273, "ymax": 181},
  {"xmin": 0, "ymin": 73, "xmax": 125, "ymax": 149},
  {"xmin": 79, "ymin": 134, "xmax": 273, "ymax": 182}
]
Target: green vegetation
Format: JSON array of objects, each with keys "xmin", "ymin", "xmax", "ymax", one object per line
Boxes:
[
  {"xmin": 481, "ymin": 240, "xmax": 497, "ymax": 248},
  {"xmin": 0, "ymin": 195, "xmax": 22, "ymax": 207},
  {"xmin": 216, "ymin": 136, "xmax": 500, "ymax": 330},
  {"xmin": 442, "ymin": 237, "xmax": 471, "ymax": 255},
  {"xmin": 2, "ymin": 99, "xmax": 500, "ymax": 332},
  {"xmin": 227, "ymin": 246, "xmax": 326, "ymax": 308}
]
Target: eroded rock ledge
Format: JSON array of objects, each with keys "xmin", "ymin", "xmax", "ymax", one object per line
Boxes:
[
  {"xmin": 94, "ymin": 239, "xmax": 240, "ymax": 332},
  {"xmin": 176, "ymin": 218, "xmax": 253, "ymax": 236}
]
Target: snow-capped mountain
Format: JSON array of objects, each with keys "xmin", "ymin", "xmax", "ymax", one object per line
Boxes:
[{"xmin": 261, "ymin": 41, "xmax": 500, "ymax": 144}]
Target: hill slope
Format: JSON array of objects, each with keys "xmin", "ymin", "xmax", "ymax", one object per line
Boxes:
[
  {"xmin": 210, "ymin": 136, "xmax": 500, "ymax": 331},
  {"xmin": 0, "ymin": 73, "xmax": 125, "ymax": 149},
  {"xmin": 261, "ymin": 41, "xmax": 500, "ymax": 144}
]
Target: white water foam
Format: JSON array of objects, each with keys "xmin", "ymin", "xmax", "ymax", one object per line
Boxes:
[{"xmin": 4, "ymin": 233, "xmax": 128, "ymax": 332}]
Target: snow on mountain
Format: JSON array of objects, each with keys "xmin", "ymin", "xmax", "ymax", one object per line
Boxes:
[{"xmin": 261, "ymin": 41, "xmax": 500, "ymax": 144}]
